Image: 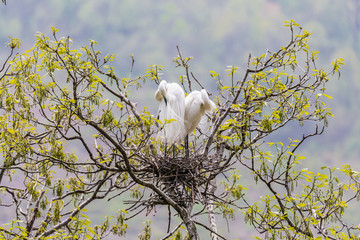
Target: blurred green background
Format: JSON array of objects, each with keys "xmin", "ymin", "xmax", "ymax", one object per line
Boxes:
[{"xmin": 1, "ymin": 0, "xmax": 359, "ymax": 238}]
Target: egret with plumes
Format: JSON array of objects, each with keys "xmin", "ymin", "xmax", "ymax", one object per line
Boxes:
[
  {"xmin": 184, "ymin": 89, "xmax": 216, "ymax": 157},
  {"xmin": 184, "ymin": 89, "xmax": 216, "ymax": 134},
  {"xmin": 155, "ymin": 80, "xmax": 186, "ymax": 146}
]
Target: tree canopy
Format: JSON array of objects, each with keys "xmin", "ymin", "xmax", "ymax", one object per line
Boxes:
[{"xmin": 0, "ymin": 20, "xmax": 359, "ymax": 240}]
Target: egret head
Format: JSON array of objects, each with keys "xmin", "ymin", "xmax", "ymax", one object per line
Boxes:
[
  {"xmin": 159, "ymin": 80, "xmax": 168, "ymax": 95},
  {"xmin": 200, "ymin": 89, "xmax": 216, "ymax": 111},
  {"xmin": 155, "ymin": 80, "xmax": 169, "ymax": 103},
  {"xmin": 159, "ymin": 80, "xmax": 168, "ymax": 104},
  {"xmin": 200, "ymin": 89, "xmax": 209, "ymax": 101}
]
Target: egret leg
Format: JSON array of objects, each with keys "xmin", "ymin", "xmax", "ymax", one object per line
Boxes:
[
  {"xmin": 185, "ymin": 135, "xmax": 189, "ymax": 159},
  {"xmin": 172, "ymin": 144, "xmax": 176, "ymax": 159}
]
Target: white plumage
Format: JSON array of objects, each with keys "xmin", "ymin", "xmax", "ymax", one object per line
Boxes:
[
  {"xmin": 155, "ymin": 80, "xmax": 186, "ymax": 144},
  {"xmin": 184, "ymin": 89, "xmax": 216, "ymax": 135}
]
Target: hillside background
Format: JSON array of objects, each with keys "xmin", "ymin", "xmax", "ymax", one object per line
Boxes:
[{"xmin": 0, "ymin": 0, "xmax": 359, "ymax": 239}]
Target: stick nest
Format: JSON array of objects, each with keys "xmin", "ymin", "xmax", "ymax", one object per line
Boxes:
[{"xmin": 146, "ymin": 154, "xmax": 219, "ymax": 207}]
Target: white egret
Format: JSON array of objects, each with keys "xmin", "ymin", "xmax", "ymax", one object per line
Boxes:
[
  {"xmin": 184, "ymin": 89, "xmax": 216, "ymax": 157},
  {"xmin": 184, "ymin": 89, "xmax": 216, "ymax": 134},
  {"xmin": 155, "ymin": 80, "xmax": 186, "ymax": 145}
]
